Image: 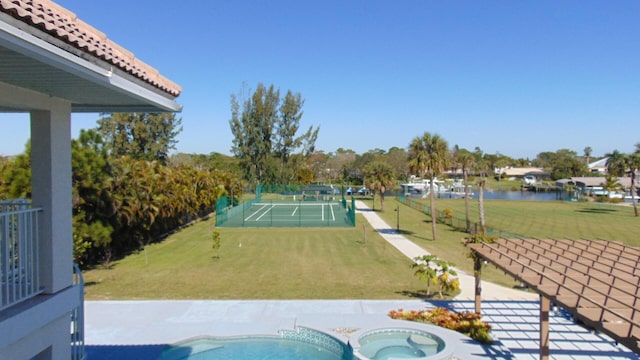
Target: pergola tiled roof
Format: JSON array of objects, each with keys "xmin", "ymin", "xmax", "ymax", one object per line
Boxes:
[
  {"xmin": 468, "ymin": 238, "xmax": 640, "ymax": 359},
  {"xmin": 0, "ymin": 0, "xmax": 181, "ymax": 97}
]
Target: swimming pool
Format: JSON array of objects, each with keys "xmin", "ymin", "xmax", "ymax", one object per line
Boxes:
[
  {"xmin": 350, "ymin": 327, "xmax": 451, "ymax": 360},
  {"xmin": 157, "ymin": 327, "xmax": 350, "ymax": 360},
  {"xmin": 159, "ymin": 324, "xmax": 458, "ymax": 360}
]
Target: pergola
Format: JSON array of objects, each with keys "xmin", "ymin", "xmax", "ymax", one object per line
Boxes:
[{"xmin": 468, "ymin": 238, "xmax": 640, "ymax": 360}]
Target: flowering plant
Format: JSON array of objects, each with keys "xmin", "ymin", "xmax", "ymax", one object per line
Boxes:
[{"xmin": 388, "ymin": 307, "xmax": 492, "ymax": 344}]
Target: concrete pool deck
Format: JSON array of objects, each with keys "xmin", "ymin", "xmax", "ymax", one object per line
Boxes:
[
  {"xmin": 84, "ymin": 201, "xmax": 639, "ymax": 359},
  {"xmin": 85, "ymin": 299, "xmax": 639, "ymax": 360}
]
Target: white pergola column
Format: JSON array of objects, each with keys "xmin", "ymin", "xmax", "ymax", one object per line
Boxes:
[{"xmin": 30, "ymin": 100, "xmax": 72, "ymax": 294}]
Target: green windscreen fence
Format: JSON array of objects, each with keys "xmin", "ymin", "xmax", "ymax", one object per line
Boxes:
[{"xmin": 216, "ymin": 185, "xmax": 355, "ymax": 228}]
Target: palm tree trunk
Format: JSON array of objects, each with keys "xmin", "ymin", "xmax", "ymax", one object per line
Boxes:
[
  {"xmin": 429, "ymin": 174, "xmax": 437, "ymax": 240},
  {"xmin": 372, "ymin": 192, "xmax": 376, "ymax": 211},
  {"xmin": 478, "ymin": 177, "xmax": 487, "ymax": 235},
  {"xmin": 631, "ymin": 172, "xmax": 638, "ymax": 217},
  {"xmin": 463, "ymin": 169, "xmax": 471, "ymax": 232}
]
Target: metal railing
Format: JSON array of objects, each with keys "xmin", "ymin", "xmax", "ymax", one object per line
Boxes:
[
  {"xmin": 396, "ymin": 194, "xmax": 525, "ymax": 238},
  {"xmin": 0, "ymin": 199, "xmax": 43, "ymax": 310},
  {"xmin": 71, "ymin": 263, "xmax": 86, "ymax": 360}
]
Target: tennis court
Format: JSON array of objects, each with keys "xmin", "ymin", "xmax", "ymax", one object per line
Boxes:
[{"xmin": 218, "ymin": 199, "xmax": 355, "ymax": 227}]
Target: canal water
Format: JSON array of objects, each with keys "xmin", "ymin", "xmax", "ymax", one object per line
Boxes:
[
  {"xmin": 409, "ymin": 189, "xmax": 575, "ymax": 201},
  {"xmin": 474, "ymin": 189, "xmax": 571, "ymax": 201}
]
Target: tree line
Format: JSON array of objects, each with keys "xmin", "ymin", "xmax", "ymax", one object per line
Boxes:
[
  {"xmin": 2, "ymin": 82, "xmax": 639, "ymax": 265},
  {"xmin": 0, "ymin": 113, "xmax": 240, "ymax": 267}
]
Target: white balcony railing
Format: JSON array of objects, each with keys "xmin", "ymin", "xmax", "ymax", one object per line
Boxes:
[
  {"xmin": 0, "ymin": 199, "xmax": 43, "ymax": 311},
  {"xmin": 71, "ymin": 263, "xmax": 86, "ymax": 360}
]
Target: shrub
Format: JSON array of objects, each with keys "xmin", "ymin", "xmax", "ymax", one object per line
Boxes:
[
  {"xmin": 411, "ymin": 255, "xmax": 460, "ymax": 298},
  {"xmin": 388, "ymin": 307, "xmax": 492, "ymax": 344},
  {"xmin": 211, "ymin": 231, "xmax": 221, "ymax": 258}
]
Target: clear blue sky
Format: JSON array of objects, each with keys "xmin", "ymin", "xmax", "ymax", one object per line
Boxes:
[{"xmin": 2, "ymin": 0, "xmax": 639, "ymax": 159}]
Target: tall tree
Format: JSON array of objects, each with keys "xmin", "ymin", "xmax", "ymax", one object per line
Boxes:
[
  {"xmin": 0, "ymin": 142, "xmax": 31, "ymax": 199},
  {"xmin": 230, "ymin": 83, "xmax": 318, "ymax": 184},
  {"xmin": 473, "ymin": 147, "xmax": 489, "ymax": 235},
  {"xmin": 306, "ymin": 151, "xmax": 328, "ymax": 183},
  {"xmin": 549, "ymin": 149, "xmax": 588, "ymax": 179},
  {"xmin": 0, "ymin": 155, "xmax": 9, "ymax": 199},
  {"xmin": 325, "ymin": 150, "xmax": 356, "ymax": 183},
  {"xmin": 364, "ymin": 161, "xmax": 396, "ymax": 212},
  {"xmin": 97, "ymin": 112, "xmax": 182, "ymax": 163},
  {"xmin": 71, "ymin": 130, "xmax": 115, "ymax": 264},
  {"xmin": 230, "ymin": 83, "xmax": 280, "ymax": 183},
  {"xmin": 454, "ymin": 148, "xmax": 475, "ymax": 232},
  {"xmin": 385, "ymin": 147, "xmax": 410, "ymax": 181},
  {"xmin": 274, "ymin": 90, "xmax": 319, "ymax": 182},
  {"xmin": 351, "ymin": 151, "xmax": 378, "ymax": 184},
  {"xmin": 624, "ymin": 153, "xmax": 640, "ymax": 217},
  {"xmin": 584, "ymin": 146, "xmax": 592, "ymax": 165},
  {"xmin": 408, "ymin": 132, "xmax": 450, "ymax": 240}
]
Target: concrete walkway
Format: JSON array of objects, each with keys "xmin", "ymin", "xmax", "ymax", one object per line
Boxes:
[{"xmin": 355, "ymin": 201, "xmax": 538, "ymax": 301}]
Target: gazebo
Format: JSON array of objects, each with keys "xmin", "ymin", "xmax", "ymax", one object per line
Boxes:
[
  {"xmin": 0, "ymin": 1, "xmax": 181, "ymax": 359},
  {"xmin": 468, "ymin": 238, "xmax": 640, "ymax": 360}
]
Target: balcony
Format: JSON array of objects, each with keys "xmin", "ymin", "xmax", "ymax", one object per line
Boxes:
[
  {"xmin": 0, "ymin": 199, "xmax": 42, "ymax": 310},
  {"xmin": 0, "ymin": 198, "xmax": 85, "ymax": 359}
]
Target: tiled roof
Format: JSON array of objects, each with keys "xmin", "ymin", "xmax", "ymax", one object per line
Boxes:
[{"xmin": 0, "ymin": 0, "xmax": 181, "ymax": 97}]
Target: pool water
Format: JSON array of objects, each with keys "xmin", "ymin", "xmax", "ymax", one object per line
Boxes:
[
  {"xmin": 354, "ymin": 328, "xmax": 445, "ymax": 360},
  {"xmin": 158, "ymin": 336, "xmax": 348, "ymax": 360}
]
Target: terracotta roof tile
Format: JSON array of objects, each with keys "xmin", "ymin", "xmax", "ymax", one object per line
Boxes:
[{"xmin": 0, "ymin": 0, "xmax": 181, "ymax": 97}]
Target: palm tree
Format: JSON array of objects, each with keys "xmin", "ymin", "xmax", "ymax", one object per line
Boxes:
[
  {"xmin": 455, "ymin": 149, "xmax": 475, "ymax": 232},
  {"xmin": 411, "ymin": 255, "xmax": 459, "ymax": 298},
  {"xmin": 584, "ymin": 146, "xmax": 592, "ymax": 165},
  {"xmin": 408, "ymin": 132, "xmax": 450, "ymax": 240},
  {"xmin": 600, "ymin": 174, "xmax": 622, "ymax": 200},
  {"xmin": 364, "ymin": 161, "xmax": 397, "ymax": 212},
  {"xmin": 411, "ymin": 255, "xmax": 439, "ymax": 297},
  {"xmin": 473, "ymin": 148, "xmax": 489, "ymax": 235},
  {"xmin": 605, "ymin": 149, "xmax": 626, "ymax": 177},
  {"xmin": 624, "ymin": 153, "xmax": 640, "ymax": 217},
  {"xmin": 408, "ymin": 137, "xmax": 428, "ymax": 179}
]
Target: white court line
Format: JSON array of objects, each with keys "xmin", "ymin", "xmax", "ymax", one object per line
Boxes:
[
  {"xmin": 244, "ymin": 204, "xmax": 268, "ymax": 221},
  {"xmin": 330, "ymin": 203, "xmax": 336, "ymax": 221},
  {"xmin": 256, "ymin": 204, "xmax": 276, "ymax": 221},
  {"xmin": 291, "ymin": 206, "xmax": 298, "ymax": 216},
  {"xmin": 321, "ymin": 204, "xmax": 324, "ymax": 221}
]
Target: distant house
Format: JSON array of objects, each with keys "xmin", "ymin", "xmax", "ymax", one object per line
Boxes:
[
  {"xmin": 556, "ymin": 176, "xmax": 633, "ymax": 196},
  {"xmin": 498, "ymin": 167, "xmax": 549, "ymax": 180},
  {"xmin": 588, "ymin": 158, "xmax": 608, "ymax": 174}
]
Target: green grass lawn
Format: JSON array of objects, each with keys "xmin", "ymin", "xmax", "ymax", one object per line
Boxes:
[
  {"xmin": 369, "ymin": 195, "xmax": 639, "ymax": 288},
  {"xmin": 83, "ymin": 214, "xmax": 427, "ymax": 300},
  {"xmin": 408, "ymin": 197, "xmax": 639, "ymax": 245},
  {"xmin": 83, "ymin": 195, "xmax": 639, "ymax": 299}
]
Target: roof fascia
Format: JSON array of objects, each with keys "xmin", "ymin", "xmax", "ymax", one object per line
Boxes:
[{"xmin": 0, "ymin": 16, "xmax": 182, "ymax": 113}]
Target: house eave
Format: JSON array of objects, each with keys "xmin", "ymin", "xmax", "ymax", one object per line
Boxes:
[{"xmin": 0, "ymin": 13, "xmax": 182, "ymax": 113}]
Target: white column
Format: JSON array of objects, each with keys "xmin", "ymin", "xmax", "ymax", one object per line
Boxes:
[{"xmin": 30, "ymin": 100, "xmax": 73, "ymax": 294}]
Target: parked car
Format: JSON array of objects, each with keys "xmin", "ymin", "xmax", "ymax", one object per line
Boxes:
[{"xmin": 358, "ymin": 187, "xmax": 370, "ymax": 196}]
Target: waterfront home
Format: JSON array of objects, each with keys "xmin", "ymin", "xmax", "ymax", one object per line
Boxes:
[{"xmin": 0, "ymin": 1, "xmax": 181, "ymax": 358}]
